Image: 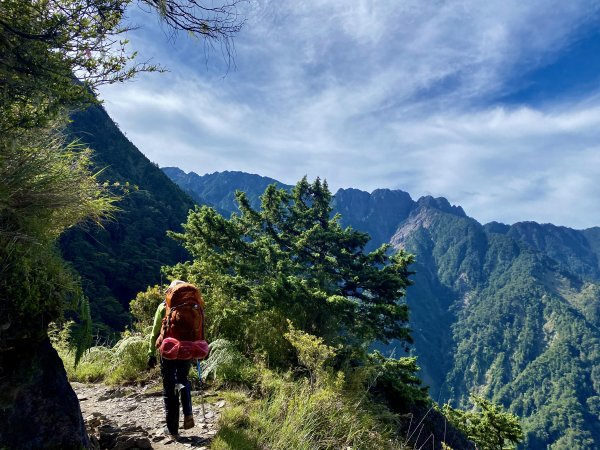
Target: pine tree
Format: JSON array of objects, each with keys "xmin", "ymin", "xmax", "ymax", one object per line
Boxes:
[{"xmin": 166, "ymin": 177, "xmax": 415, "ymax": 365}]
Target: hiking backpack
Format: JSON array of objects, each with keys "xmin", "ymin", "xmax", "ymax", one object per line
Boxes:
[{"xmin": 156, "ymin": 283, "xmax": 209, "ymax": 360}]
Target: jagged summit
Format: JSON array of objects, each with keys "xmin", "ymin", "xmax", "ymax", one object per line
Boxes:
[{"xmin": 415, "ymin": 195, "xmax": 467, "ymax": 217}]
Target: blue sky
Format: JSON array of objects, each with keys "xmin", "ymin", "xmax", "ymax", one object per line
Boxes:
[{"xmin": 99, "ymin": 0, "xmax": 600, "ymax": 229}]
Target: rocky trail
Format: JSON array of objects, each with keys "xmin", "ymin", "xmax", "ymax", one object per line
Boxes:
[{"xmin": 73, "ymin": 382, "xmax": 225, "ymax": 450}]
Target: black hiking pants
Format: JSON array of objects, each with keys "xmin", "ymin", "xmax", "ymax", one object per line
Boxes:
[{"xmin": 160, "ymin": 358, "xmax": 193, "ymax": 434}]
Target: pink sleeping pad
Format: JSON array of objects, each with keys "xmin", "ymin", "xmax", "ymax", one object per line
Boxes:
[{"xmin": 159, "ymin": 337, "xmax": 210, "ymax": 360}]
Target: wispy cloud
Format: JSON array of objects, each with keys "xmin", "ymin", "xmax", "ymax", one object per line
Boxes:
[{"xmin": 100, "ymin": 0, "xmax": 600, "ymax": 229}]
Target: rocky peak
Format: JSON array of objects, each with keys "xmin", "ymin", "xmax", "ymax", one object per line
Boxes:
[
  {"xmin": 333, "ymin": 187, "xmax": 415, "ymax": 249},
  {"xmin": 416, "ymin": 195, "xmax": 466, "ymax": 217}
]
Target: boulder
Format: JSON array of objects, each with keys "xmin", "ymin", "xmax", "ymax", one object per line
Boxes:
[{"xmin": 0, "ymin": 338, "xmax": 89, "ymax": 449}]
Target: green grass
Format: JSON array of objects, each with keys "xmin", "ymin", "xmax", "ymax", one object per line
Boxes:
[
  {"xmin": 212, "ymin": 367, "xmax": 409, "ymax": 450},
  {"xmin": 54, "ymin": 330, "xmax": 154, "ymax": 385}
]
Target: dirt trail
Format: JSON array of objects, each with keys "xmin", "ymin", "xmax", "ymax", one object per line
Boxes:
[{"xmin": 73, "ymin": 381, "xmax": 225, "ymax": 449}]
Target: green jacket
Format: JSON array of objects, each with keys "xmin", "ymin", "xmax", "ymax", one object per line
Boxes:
[{"xmin": 148, "ymin": 301, "xmax": 166, "ymax": 358}]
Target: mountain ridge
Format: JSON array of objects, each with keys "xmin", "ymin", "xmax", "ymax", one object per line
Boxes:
[
  {"xmin": 60, "ymin": 107, "xmax": 195, "ymax": 333},
  {"xmin": 162, "ymin": 166, "xmax": 600, "ymax": 449}
]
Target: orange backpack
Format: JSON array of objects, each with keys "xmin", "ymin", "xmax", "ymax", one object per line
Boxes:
[{"xmin": 156, "ymin": 283, "xmax": 207, "ymax": 360}]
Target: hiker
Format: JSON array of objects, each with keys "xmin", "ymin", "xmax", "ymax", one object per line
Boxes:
[{"xmin": 147, "ymin": 279, "xmax": 209, "ymax": 436}]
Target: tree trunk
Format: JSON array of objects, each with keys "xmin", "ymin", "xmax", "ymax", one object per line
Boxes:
[{"xmin": 0, "ymin": 337, "xmax": 89, "ymax": 449}]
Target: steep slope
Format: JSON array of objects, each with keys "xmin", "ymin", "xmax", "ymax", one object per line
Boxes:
[
  {"xmin": 502, "ymin": 221, "xmax": 600, "ymax": 281},
  {"xmin": 61, "ymin": 105, "xmax": 195, "ymax": 332},
  {"xmin": 162, "ymin": 167, "xmax": 290, "ymax": 217},
  {"xmin": 393, "ymin": 204, "xmax": 600, "ymax": 449},
  {"xmin": 333, "ymin": 188, "xmax": 415, "ymax": 251}
]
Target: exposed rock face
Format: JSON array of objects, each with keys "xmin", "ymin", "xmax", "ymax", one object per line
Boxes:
[
  {"xmin": 334, "ymin": 188, "xmax": 415, "ymax": 251},
  {"xmin": 0, "ymin": 338, "xmax": 88, "ymax": 449}
]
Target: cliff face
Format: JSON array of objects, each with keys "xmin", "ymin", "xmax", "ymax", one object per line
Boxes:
[
  {"xmin": 333, "ymin": 188, "xmax": 415, "ymax": 251},
  {"xmin": 0, "ymin": 339, "xmax": 89, "ymax": 449}
]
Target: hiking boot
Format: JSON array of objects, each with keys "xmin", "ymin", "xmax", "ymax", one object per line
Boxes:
[
  {"xmin": 163, "ymin": 426, "xmax": 179, "ymax": 437},
  {"xmin": 183, "ymin": 415, "xmax": 195, "ymax": 429}
]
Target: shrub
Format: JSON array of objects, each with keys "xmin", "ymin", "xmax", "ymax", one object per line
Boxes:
[
  {"xmin": 200, "ymin": 339, "xmax": 258, "ymax": 387},
  {"xmin": 129, "ymin": 285, "xmax": 164, "ymax": 331},
  {"xmin": 54, "ymin": 328, "xmax": 152, "ymax": 385},
  {"xmin": 442, "ymin": 395, "xmax": 523, "ymax": 450},
  {"xmin": 213, "ymin": 367, "xmax": 407, "ymax": 450},
  {"xmin": 367, "ymin": 351, "xmax": 429, "ymax": 411}
]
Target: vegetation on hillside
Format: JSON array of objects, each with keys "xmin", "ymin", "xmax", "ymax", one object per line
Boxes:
[
  {"xmin": 61, "ymin": 105, "xmax": 195, "ymax": 336},
  {"xmin": 164, "ymin": 169, "xmax": 600, "ymax": 449},
  {"xmin": 57, "ymin": 177, "xmax": 523, "ymax": 449},
  {"xmin": 398, "ymin": 207, "xmax": 600, "ymax": 449},
  {"xmin": 165, "ymin": 177, "xmax": 416, "ymax": 361}
]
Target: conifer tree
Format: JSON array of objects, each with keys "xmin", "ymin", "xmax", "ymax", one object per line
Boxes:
[{"xmin": 166, "ymin": 177, "xmax": 415, "ymax": 364}]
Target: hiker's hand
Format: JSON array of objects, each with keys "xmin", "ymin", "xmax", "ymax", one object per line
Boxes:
[{"xmin": 147, "ymin": 355, "xmax": 157, "ymax": 370}]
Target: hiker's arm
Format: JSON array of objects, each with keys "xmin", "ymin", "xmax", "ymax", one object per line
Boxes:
[{"xmin": 148, "ymin": 302, "xmax": 165, "ymax": 358}]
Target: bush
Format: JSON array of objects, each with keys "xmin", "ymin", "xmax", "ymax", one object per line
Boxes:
[
  {"xmin": 367, "ymin": 351, "xmax": 429, "ymax": 411},
  {"xmin": 107, "ymin": 334, "xmax": 148, "ymax": 384},
  {"xmin": 200, "ymin": 339, "xmax": 258, "ymax": 387},
  {"xmin": 54, "ymin": 326, "xmax": 152, "ymax": 385},
  {"xmin": 129, "ymin": 285, "xmax": 164, "ymax": 331},
  {"xmin": 442, "ymin": 395, "xmax": 523, "ymax": 450}
]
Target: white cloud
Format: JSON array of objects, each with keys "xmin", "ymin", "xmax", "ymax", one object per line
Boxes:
[{"xmin": 98, "ymin": 0, "xmax": 600, "ymax": 229}]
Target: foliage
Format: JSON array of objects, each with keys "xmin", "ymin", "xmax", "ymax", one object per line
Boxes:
[
  {"xmin": 0, "ymin": 125, "xmax": 117, "ymax": 348},
  {"xmin": 1, "ymin": 0, "xmax": 245, "ymax": 347},
  {"xmin": 367, "ymin": 351, "xmax": 429, "ymax": 410},
  {"xmin": 71, "ymin": 297, "xmax": 94, "ymax": 365},
  {"xmin": 130, "ymin": 285, "xmax": 165, "ymax": 331},
  {"xmin": 54, "ymin": 327, "xmax": 151, "ymax": 384},
  {"xmin": 0, "ymin": 127, "xmax": 118, "ymax": 242},
  {"xmin": 212, "ymin": 366, "xmax": 408, "ymax": 450},
  {"xmin": 200, "ymin": 339, "xmax": 258, "ymax": 386},
  {"xmin": 284, "ymin": 321, "xmax": 338, "ymax": 385},
  {"xmin": 442, "ymin": 395, "xmax": 523, "ymax": 450},
  {"xmin": 0, "ymin": 0, "xmax": 244, "ymax": 132},
  {"xmin": 166, "ymin": 177, "xmax": 415, "ymax": 367},
  {"xmin": 158, "ymin": 178, "xmax": 436, "ymax": 448}
]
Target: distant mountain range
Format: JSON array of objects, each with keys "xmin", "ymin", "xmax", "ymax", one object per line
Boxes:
[
  {"xmin": 162, "ymin": 167, "xmax": 600, "ymax": 449},
  {"xmin": 62, "ymin": 100, "xmax": 599, "ymax": 448}
]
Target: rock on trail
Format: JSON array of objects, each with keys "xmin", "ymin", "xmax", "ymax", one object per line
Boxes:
[{"xmin": 72, "ymin": 382, "xmax": 225, "ymax": 450}]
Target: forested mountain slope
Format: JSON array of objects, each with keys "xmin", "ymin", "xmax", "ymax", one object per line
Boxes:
[
  {"xmin": 164, "ymin": 168, "xmax": 600, "ymax": 449},
  {"xmin": 391, "ymin": 203, "xmax": 600, "ymax": 449},
  {"xmin": 60, "ymin": 106, "xmax": 195, "ymax": 333},
  {"xmin": 162, "ymin": 167, "xmax": 290, "ymax": 217}
]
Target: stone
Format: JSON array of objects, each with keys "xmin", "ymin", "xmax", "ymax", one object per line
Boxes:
[
  {"xmin": 87, "ymin": 416, "xmax": 102, "ymax": 428},
  {"xmin": 0, "ymin": 338, "xmax": 89, "ymax": 449},
  {"xmin": 216, "ymin": 400, "xmax": 226, "ymax": 408}
]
